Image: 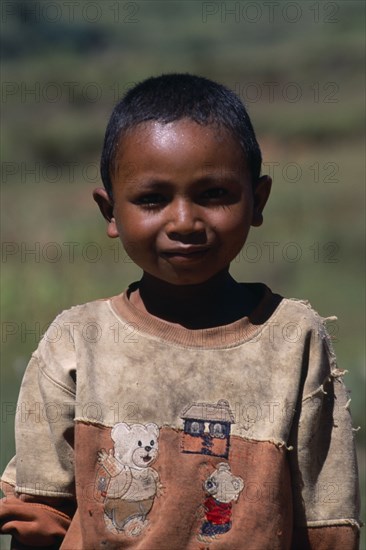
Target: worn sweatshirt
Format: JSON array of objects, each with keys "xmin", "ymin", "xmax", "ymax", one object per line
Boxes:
[{"xmin": 0, "ymin": 283, "xmax": 361, "ymax": 549}]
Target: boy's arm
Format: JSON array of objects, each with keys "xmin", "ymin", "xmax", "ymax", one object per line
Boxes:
[
  {"xmin": 0, "ymin": 330, "xmax": 77, "ymax": 548},
  {"xmin": 289, "ymin": 320, "xmax": 361, "ymax": 549}
]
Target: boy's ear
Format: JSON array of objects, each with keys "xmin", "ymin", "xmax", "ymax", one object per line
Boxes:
[
  {"xmin": 251, "ymin": 175, "xmax": 272, "ymax": 227},
  {"xmin": 93, "ymin": 188, "xmax": 119, "ymax": 238}
]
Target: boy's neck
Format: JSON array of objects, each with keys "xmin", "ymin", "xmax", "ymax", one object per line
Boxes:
[{"xmin": 128, "ymin": 270, "xmax": 259, "ymax": 329}]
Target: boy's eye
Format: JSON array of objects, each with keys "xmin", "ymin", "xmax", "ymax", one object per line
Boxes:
[
  {"xmin": 135, "ymin": 194, "xmax": 166, "ymax": 207},
  {"xmin": 201, "ymin": 188, "xmax": 228, "ymax": 200}
]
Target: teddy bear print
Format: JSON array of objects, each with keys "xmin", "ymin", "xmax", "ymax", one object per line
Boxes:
[
  {"xmin": 97, "ymin": 422, "xmax": 162, "ymax": 537},
  {"xmin": 197, "ymin": 462, "xmax": 244, "ymax": 543}
]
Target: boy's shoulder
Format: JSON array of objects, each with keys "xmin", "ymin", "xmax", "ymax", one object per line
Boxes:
[
  {"xmin": 279, "ymin": 295, "xmax": 334, "ymax": 322},
  {"xmin": 285, "ymin": 295, "xmax": 336, "ymax": 327},
  {"xmin": 273, "ymin": 294, "xmax": 337, "ymax": 345},
  {"xmin": 249, "ymin": 282, "xmax": 335, "ymax": 334},
  {"xmin": 38, "ymin": 296, "xmax": 118, "ymax": 351},
  {"xmin": 50, "ymin": 296, "xmax": 115, "ymax": 323}
]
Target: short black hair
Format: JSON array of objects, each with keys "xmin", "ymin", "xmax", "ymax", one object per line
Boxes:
[{"xmin": 100, "ymin": 73, "xmax": 262, "ymax": 199}]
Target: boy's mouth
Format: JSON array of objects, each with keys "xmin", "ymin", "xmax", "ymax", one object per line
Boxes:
[
  {"xmin": 162, "ymin": 246, "xmax": 208, "ymax": 257},
  {"xmin": 161, "ymin": 246, "xmax": 210, "ymax": 260}
]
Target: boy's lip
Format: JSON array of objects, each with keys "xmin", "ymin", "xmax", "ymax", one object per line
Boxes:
[
  {"xmin": 161, "ymin": 246, "xmax": 210, "ymax": 256},
  {"xmin": 160, "ymin": 246, "xmax": 210, "ymax": 263}
]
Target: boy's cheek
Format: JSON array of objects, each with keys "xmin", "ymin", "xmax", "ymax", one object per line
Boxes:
[{"xmin": 120, "ymin": 239, "xmax": 148, "ymax": 266}]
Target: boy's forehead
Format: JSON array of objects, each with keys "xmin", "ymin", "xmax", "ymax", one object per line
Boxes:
[
  {"xmin": 110, "ymin": 119, "xmax": 250, "ymax": 190},
  {"xmin": 115, "ymin": 119, "xmax": 243, "ymax": 165}
]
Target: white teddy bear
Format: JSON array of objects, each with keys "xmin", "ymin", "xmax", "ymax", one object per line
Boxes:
[{"xmin": 97, "ymin": 422, "xmax": 161, "ymax": 537}]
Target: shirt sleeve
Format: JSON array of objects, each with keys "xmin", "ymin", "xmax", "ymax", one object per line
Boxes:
[
  {"xmin": 0, "ymin": 322, "xmax": 77, "ymax": 548},
  {"xmin": 288, "ymin": 317, "xmax": 361, "ymax": 549}
]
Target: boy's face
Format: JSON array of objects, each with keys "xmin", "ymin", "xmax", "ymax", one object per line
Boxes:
[{"xmin": 94, "ymin": 119, "xmax": 271, "ymax": 286}]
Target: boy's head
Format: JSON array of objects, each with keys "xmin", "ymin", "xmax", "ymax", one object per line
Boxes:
[
  {"xmin": 100, "ymin": 73, "xmax": 262, "ymax": 199},
  {"xmin": 94, "ymin": 74, "xmax": 271, "ymax": 286}
]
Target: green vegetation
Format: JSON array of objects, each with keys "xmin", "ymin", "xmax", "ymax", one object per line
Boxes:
[{"xmin": 1, "ymin": 1, "xmax": 364, "ymax": 547}]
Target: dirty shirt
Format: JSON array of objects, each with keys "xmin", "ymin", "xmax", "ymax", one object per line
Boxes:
[{"xmin": 0, "ymin": 284, "xmax": 361, "ymax": 549}]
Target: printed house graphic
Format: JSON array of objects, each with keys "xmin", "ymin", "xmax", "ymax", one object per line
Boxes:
[{"xmin": 180, "ymin": 399, "xmax": 235, "ymax": 458}]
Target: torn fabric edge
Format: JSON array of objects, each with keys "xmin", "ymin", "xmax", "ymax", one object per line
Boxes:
[
  {"xmin": 0, "ymin": 479, "xmax": 75, "ymax": 499},
  {"xmin": 74, "ymin": 418, "xmax": 294, "ymax": 450},
  {"xmin": 306, "ymin": 518, "xmax": 362, "ymax": 530},
  {"xmin": 302, "ymin": 369, "xmax": 349, "ymax": 403}
]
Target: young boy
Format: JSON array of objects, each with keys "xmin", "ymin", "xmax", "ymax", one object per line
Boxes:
[{"xmin": 0, "ymin": 74, "xmax": 360, "ymax": 549}]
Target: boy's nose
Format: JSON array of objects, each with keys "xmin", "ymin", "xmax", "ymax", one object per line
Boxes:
[{"xmin": 165, "ymin": 199, "xmax": 205, "ymax": 238}]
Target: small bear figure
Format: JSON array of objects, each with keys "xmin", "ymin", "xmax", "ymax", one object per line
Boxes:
[
  {"xmin": 97, "ymin": 422, "xmax": 161, "ymax": 537},
  {"xmin": 197, "ymin": 462, "xmax": 244, "ymax": 542}
]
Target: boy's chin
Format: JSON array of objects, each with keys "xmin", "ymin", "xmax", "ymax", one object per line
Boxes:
[{"xmin": 142, "ymin": 268, "xmax": 230, "ymax": 287}]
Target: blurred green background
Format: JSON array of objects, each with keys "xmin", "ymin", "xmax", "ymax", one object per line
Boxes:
[{"xmin": 1, "ymin": 0, "xmax": 364, "ymax": 547}]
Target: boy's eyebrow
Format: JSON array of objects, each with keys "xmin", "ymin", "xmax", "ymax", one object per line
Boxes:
[
  {"xmin": 197, "ymin": 169, "xmax": 244, "ymax": 183},
  {"xmin": 126, "ymin": 171, "xmax": 245, "ymax": 189}
]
